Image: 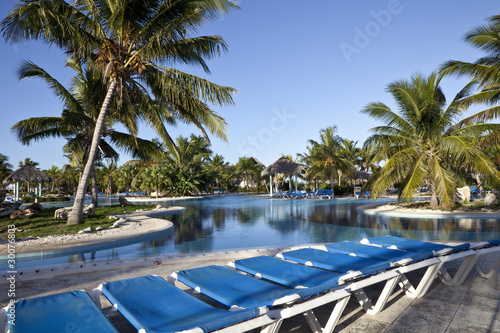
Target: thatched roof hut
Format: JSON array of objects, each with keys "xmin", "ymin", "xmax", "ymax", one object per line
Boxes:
[
  {"xmin": 261, "ymin": 157, "xmax": 305, "ymax": 177},
  {"xmin": 3, "ymin": 165, "xmax": 51, "ymax": 185}
]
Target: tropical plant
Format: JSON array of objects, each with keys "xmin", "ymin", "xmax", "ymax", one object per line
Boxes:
[
  {"xmin": 208, "ymin": 153, "xmax": 229, "ymax": 189},
  {"xmin": 2, "ymin": 0, "xmax": 238, "ymax": 224},
  {"xmin": 44, "ymin": 165, "xmax": 62, "ymax": 192},
  {"xmin": 307, "ymin": 126, "xmax": 354, "ymax": 198},
  {"xmin": 18, "ymin": 158, "xmax": 39, "ymax": 167},
  {"xmin": 235, "ymin": 157, "xmax": 258, "ymax": 190},
  {"xmin": 361, "ymin": 72, "xmax": 500, "ymax": 209},
  {"xmin": 12, "ymin": 58, "xmax": 161, "ymax": 206},
  {"xmin": 0, "ymin": 154, "xmax": 13, "ymax": 188},
  {"xmin": 98, "ymin": 162, "xmax": 119, "ymax": 195}
]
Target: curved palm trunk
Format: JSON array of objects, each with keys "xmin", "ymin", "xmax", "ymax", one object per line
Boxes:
[{"xmin": 67, "ymin": 78, "xmax": 117, "ymax": 225}]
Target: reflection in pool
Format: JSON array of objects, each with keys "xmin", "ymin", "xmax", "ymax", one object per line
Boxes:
[{"xmin": 6, "ymin": 195, "xmax": 500, "ymax": 268}]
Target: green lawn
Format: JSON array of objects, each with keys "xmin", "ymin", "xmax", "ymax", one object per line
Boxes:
[{"xmin": 0, "ymin": 204, "xmax": 156, "ymax": 240}]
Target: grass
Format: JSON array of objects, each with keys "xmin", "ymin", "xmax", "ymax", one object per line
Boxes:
[{"xmin": 0, "ymin": 204, "xmax": 157, "ymax": 240}]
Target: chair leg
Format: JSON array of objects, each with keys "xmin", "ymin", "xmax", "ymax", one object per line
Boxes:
[
  {"xmin": 354, "ymin": 276, "xmax": 400, "ymax": 315},
  {"xmin": 303, "ymin": 310, "xmax": 323, "ymax": 333},
  {"xmin": 438, "ymin": 255, "xmax": 478, "ymax": 286},
  {"xmin": 400, "ymin": 262, "xmax": 443, "ymax": 298},
  {"xmin": 475, "ymin": 258, "xmax": 500, "ymax": 279},
  {"xmin": 322, "ymin": 295, "xmax": 351, "ymax": 333},
  {"xmin": 260, "ymin": 319, "xmax": 283, "ymax": 333}
]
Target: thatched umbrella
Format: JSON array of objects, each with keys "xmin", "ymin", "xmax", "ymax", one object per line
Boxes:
[
  {"xmin": 3, "ymin": 165, "xmax": 51, "ymax": 201},
  {"xmin": 262, "ymin": 157, "xmax": 305, "ymax": 196}
]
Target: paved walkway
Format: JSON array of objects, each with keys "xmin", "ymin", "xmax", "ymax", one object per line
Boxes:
[{"xmin": 1, "ymin": 248, "xmax": 499, "ymax": 332}]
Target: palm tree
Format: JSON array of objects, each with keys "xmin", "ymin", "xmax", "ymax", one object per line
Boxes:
[
  {"xmin": 308, "ymin": 126, "xmax": 353, "ymax": 198},
  {"xmin": 338, "ymin": 138, "xmax": 359, "ymax": 185},
  {"xmin": 98, "ymin": 162, "xmax": 119, "ymax": 195},
  {"xmin": 440, "ymin": 14, "xmax": 500, "ymax": 112},
  {"xmin": 208, "ymin": 154, "xmax": 229, "ymax": 189},
  {"xmin": 18, "ymin": 158, "xmax": 39, "ymax": 167},
  {"xmin": 235, "ymin": 157, "xmax": 257, "ymax": 190},
  {"xmin": 44, "ymin": 165, "xmax": 62, "ymax": 192},
  {"xmin": 12, "ymin": 58, "xmax": 161, "ymax": 207},
  {"xmin": 0, "ymin": 154, "xmax": 13, "ymax": 188},
  {"xmin": 2, "ymin": 0, "xmax": 238, "ymax": 224},
  {"xmin": 361, "ymin": 72, "xmax": 500, "ymax": 209}
]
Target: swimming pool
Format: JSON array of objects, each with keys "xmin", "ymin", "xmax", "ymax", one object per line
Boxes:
[{"xmin": 5, "ymin": 195, "xmax": 500, "ymax": 268}]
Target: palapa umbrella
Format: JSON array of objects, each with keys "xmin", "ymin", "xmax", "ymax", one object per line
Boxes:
[
  {"xmin": 3, "ymin": 165, "xmax": 52, "ymax": 201},
  {"xmin": 262, "ymin": 157, "xmax": 305, "ymax": 196}
]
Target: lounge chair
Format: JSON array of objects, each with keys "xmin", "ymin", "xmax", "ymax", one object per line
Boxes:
[
  {"xmin": 169, "ymin": 264, "xmax": 357, "ymax": 333},
  {"xmin": 2, "ymin": 290, "xmax": 118, "ymax": 333},
  {"xmin": 360, "ymin": 236, "xmax": 480, "ymax": 286},
  {"xmin": 306, "ymin": 189, "xmax": 323, "ymax": 198},
  {"xmin": 96, "ymin": 275, "xmax": 269, "ymax": 333}
]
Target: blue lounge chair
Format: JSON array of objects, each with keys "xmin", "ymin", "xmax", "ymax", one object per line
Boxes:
[
  {"xmin": 170, "ymin": 264, "xmax": 357, "ymax": 333},
  {"xmin": 97, "ymin": 275, "xmax": 267, "ymax": 333},
  {"xmin": 278, "ymin": 248, "xmax": 395, "ymax": 275},
  {"xmin": 229, "ymin": 255, "xmax": 346, "ymax": 289},
  {"xmin": 323, "ymin": 189, "xmax": 333, "ymax": 198},
  {"xmin": 360, "ymin": 236, "xmax": 478, "ymax": 286},
  {"xmin": 324, "ymin": 241, "xmax": 433, "ymax": 263},
  {"xmin": 5, "ymin": 290, "xmax": 118, "ymax": 333}
]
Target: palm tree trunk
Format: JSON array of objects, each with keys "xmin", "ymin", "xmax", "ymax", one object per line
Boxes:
[
  {"xmin": 245, "ymin": 171, "xmax": 248, "ymax": 190},
  {"xmin": 67, "ymin": 77, "xmax": 117, "ymax": 225},
  {"xmin": 90, "ymin": 164, "xmax": 98, "ymax": 208},
  {"xmin": 430, "ymin": 181, "xmax": 439, "ymax": 209},
  {"xmin": 329, "ymin": 169, "xmax": 335, "ymax": 199}
]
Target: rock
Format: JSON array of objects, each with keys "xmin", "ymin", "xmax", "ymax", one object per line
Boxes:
[
  {"xmin": 78, "ymin": 227, "xmax": 94, "ymax": 234},
  {"xmin": 10, "ymin": 208, "xmax": 38, "ymax": 219},
  {"xmin": 113, "ymin": 218, "xmax": 127, "ymax": 227},
  {"xmin": 55, "ymin": 203, "xmax": 95, "ymax": 219},
  {"xmin": 118, "ymin": 196, "xmax": 133, "ymax": 206},
  {"xmin": 455, "ymin": 186, "xmax": 471, "ymax": 203},
  {"xmin": 96, "ymin": 226, "xmax": 103, "ymax": 231},
  {"xmin": 156, "ymin": 205, "xmax": 163, "ymax": 210},
  {"xmin": 484, "ymin": 192, "xmax": 498, "ymax": 206},
  {"xmin": 0, "ymin": 202, "xmax": 22, "ymax": 217},
  {"xmin": 25, "ymin": 201, "xmax": 43, "ymax": 211}
]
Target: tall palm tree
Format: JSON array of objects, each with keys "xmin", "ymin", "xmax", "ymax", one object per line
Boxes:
[
  {"xmin": 44, "ymin": 165, "xmax": 62, "ymax": 192},
  {"xmin": 208, "ymin": 153, "xmax": 229, "ymax": 189},
  {"xmin": 0, "ymin": 154, "xmax": 13, "ymax": 188},
  {"xmin": 12, "ymin": 58, "xmax": 161, "ymax": 207},
  {"xmin": 308, "ymin": 126, "xmax": 353, "ymax": 198},
  {"xmin": 235, "ymin": 157, "xmax": 257, "ymax": 190},
  {"xmin": 440, "ymin": 14, "xmax": 500, "ymax": 113},
  {"xmin": 2, "ymin": 0, "xmax": 238, "ymax": 224},
  {"xmin": 18, "ymin": 158, "xmax": 39, "ymax": 167},
  {"xmin": 361, "ymin": 72, "xmax": 500, "ymax": 209}
]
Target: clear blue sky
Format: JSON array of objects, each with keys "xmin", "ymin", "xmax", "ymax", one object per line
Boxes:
[{"xmin": 1, "ymin": 0, "xmax": 498, "ymax": 170}]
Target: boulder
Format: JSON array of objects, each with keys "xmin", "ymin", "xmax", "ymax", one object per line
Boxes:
[
  {"xmin": 0, "ymin": 202, "xmax": 21, "ymax": 217},
  {"xmin": 484, "ymin": 192, "xmax": 498, "ymax": 206},
  {"xmin": 455, "ymin": 186, "xmax": 471, "ymax": 203},
  {"xmin": 10, "ymin": 208, "xmax": 38, "ymax": 219},
  {"xmin": 54, "ymin": 203, "xmax": 96, "ymax": 219},
  {"xmin": 118, "ymin": 196, "xmax": 133, "ymax": 206}
]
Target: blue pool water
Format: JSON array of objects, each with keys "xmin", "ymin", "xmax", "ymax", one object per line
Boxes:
[{"xmin": 5, "ymin": 195, "xmax": 500, "ymax": 268}]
